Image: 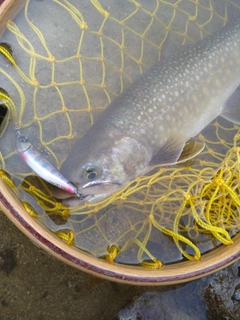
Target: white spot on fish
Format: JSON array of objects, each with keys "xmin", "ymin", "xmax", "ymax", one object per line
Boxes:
[
  {"xmin": 159, "ymin": 126, "xmax": 164, "ymax": 131},
  {"xmin": 226, "ymin": 68, "xmax": 231, "ymax": 75},
  {"xmin": 202, "ymin": 87, "xmax": 208, "ymax": 95}
]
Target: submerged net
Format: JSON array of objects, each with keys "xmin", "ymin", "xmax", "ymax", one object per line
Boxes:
[{"xmin": 0, "ymin": 0, "xmax": 240, "ymax": 267}]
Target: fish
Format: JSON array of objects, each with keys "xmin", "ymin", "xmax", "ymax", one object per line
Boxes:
[
  {"xmin": 16, "ymin": 135, "xmax": 82, "ymax": 199},
  {"xmin": 53, "ymin": 16, "xmax": 240, "ymax": 206}
]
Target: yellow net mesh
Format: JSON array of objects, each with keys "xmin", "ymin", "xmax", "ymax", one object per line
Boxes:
[{"xmin": 0, "ymin": 0, "xmax": 240, "ymax": 267}]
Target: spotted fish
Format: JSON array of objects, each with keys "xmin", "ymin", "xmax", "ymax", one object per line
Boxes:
[{"xmin": 54, "ymin": 17, "xmax": 240, "ymax": 206}]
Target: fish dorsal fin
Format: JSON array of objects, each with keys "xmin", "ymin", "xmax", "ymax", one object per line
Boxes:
[
  {"xmin": 220, "ymin": 87, "xmax": 240, "ymax": 125},
  {"xmin": 149, "ymin": 133, "xmax": 205, "ymax": 168}
]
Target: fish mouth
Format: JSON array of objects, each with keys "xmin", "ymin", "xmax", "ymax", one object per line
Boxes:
[
  {"xmin": 52, "ymin": 181, "xmax": 121, "ymax": 206},
  {"xmin": 62, "ymin": 194, "xmax": 94, "ymax": 206}
]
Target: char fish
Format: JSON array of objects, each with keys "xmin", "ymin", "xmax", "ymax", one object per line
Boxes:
[{"xmin": 54, "ymin": 17, "xmax": 240, "ymax": 206}]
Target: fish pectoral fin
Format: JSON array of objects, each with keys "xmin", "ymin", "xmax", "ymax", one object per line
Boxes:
[
  {"xmin": 149, "ymin": 134, "xmax": 205, "ymax": 168},
  {"xmin": 220, "ymin": 87, "xmax": 240, "ymax": 125},
  {"xmin": 177, "ymin": 138, "xmax": 205, "ymax": 164}
]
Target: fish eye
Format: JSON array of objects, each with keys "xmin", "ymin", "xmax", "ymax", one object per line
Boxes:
[{"xmin": 81, "ymin": 162, "xmax": 102, "ymax": 180}]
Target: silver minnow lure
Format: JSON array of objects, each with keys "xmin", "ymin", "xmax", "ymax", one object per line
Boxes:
[
  {"xmin": 16, "ymin": 135, "xmax": 82, "ymax": 199},
  {"xmin": 54, "ymin": 16, "xmax": 240, "ymax": 206}
]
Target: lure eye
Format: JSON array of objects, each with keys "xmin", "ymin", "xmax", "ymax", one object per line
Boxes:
[{"xmin": 81, "ymin": 162, "xmax": 102, "ymax": 180}]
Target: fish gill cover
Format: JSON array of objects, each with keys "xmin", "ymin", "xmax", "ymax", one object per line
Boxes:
[{"xmin": 0, "ymin": 0, "xmax": 239, "ymax": 267}]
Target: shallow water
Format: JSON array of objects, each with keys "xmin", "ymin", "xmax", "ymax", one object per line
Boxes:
[
  {"xmin": 2, "ymin": 209, "xmax": 240, "ymax": 319},
  {"xmin": 0, "ymin": 211, "xmax": 209, "ymax": 320}
]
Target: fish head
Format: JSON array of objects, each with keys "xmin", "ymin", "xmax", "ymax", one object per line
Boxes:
[{"xmin": 53, "ymin": 133, "xmax": 150, "ymax": 206}]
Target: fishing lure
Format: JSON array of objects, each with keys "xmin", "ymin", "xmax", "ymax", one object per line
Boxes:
[{"xmin": 16, "ymin": 135, "xmax": 82, "ymax": 199}]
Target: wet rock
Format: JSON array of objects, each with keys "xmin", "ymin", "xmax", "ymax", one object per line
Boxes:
[
  {"xmin": 114, "ymin": 283, "xmax": 207, "ymax": 320},
  {"xmin": 232, "ymin": 283, "xmax": 240, "ymax": 302},
  {"xmin": 204, "ymin": 263, "xmax": 240, "ymax": 320},
  {"xmin": 114, "ymin": 261, "xmax": 240, "ymax": 320},
  {"xmin": 114, "ymin": 291, "xmax": 193, "ymax": 320}
]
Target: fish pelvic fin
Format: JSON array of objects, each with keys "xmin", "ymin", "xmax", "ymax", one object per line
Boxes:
[
  {"xmin": 149, "ymin": 133, "xmax": 205, "ymax": 168},
  {"xmin": 177, "ymin": 138, "xmax": 205, "ymax": 164},
  {"xmin": 220, "ymin": 86, "xmax": 240, "ymax": 125}
]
